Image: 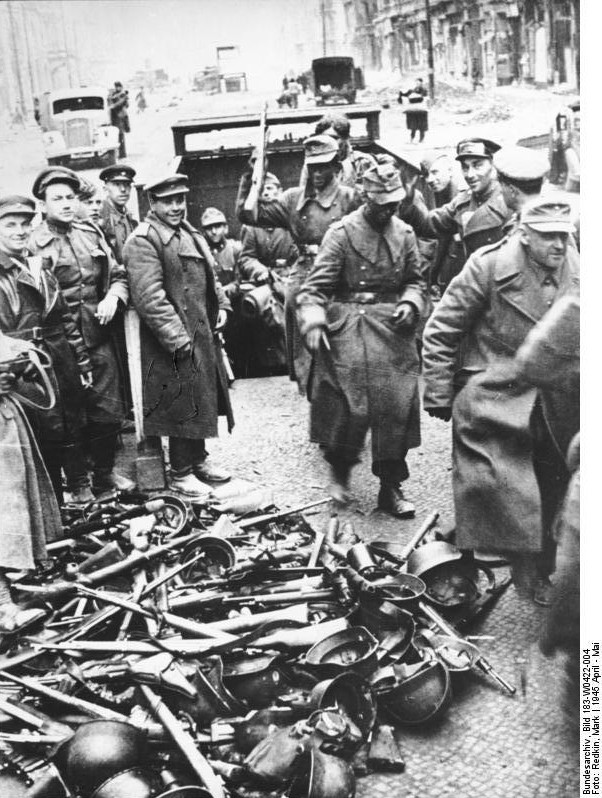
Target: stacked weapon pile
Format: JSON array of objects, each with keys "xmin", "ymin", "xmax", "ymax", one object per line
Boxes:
[{"xmin": 0, "ymin": 481, "xmax": 514, "ymax": 798}]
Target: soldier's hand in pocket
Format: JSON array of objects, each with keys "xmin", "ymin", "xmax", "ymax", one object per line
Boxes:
[{"xmin": 391, "ymin": 302, "xmax": 416, "ymax": 329}]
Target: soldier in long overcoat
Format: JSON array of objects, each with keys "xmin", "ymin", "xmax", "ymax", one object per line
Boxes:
[
  {"xmin": 29, "ymin": 167, "xmax": 132, "ymax": 500},
  {"xmin": 297, "ymin": 164, "xmax": 426, "ymax": 517},
  {"xmin": 400, "ymin": 138, "xmax": 511, "ymax": 287},
  {"xmin": 422, "ymin": 198, "xmax": 579, "ymax": 602},
  {"xmin": 123, "ymin": 174, "xmax": 233, "ymax": 499},
  {"xmin": 237, "ymin": 135, "xmax": 361, "ymax": 393}
]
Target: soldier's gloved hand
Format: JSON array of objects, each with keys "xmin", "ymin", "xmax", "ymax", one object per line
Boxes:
[
  {"xmin": 252, "ymin": 265, "xmax": 270, "ymax": 284},
  {"xmin": 0, "ymin": 372, "xmax": 17, "ymax": 395},
  {"xmin": 80, "ymin": 371, "xmax": 93, "ymax": 390},
  {"xmin": 304, "ymin": 326, "xmax": 327, "ymax": 353},
  {"xmin": 426, "ymin": 406, "xmax": 452, "ymax": 422},
  {"xmin": 95, "ymin": 295, "xmax": 119, "ymax": 325},
  {"xmin": 215, "ymin": 309, "xmax": 228, "ymax": 331},
  {"xmin": 391, "ymin": 302, "xmax": 417, "ymax": 329}
]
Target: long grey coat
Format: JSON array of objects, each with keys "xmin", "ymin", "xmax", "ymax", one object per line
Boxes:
[
  {"xmin": 123, "ymin": 213, "xmax": 233, "ymax": 440},
  {"xmin": 297, "ymin": 208, "xmax": 426, "ymax": 462},
  {"xmin": 422, "ymin": 234, "xmax": 579, "ymax": 553}
]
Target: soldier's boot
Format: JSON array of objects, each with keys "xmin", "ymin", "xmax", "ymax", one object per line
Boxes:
[
  {"xmin": 0, "ymin": 573, "xmax": 46, "ymax": 634},
  {"xmin": 90, "ymin": 424, "xmax": 136, "ymax": 495},
  {"xmin": 377, "ymin": 483, "xmax": 416, "ymax": 519},
  {"xmin": 329, "ymin": 462, "xmax": 352, "ymax": 506}
]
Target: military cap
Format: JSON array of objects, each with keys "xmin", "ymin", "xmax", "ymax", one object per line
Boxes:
[
  {"xmin": 77, "ymin": 176, "xmax": 101, "ymax": 200},
  {"xmin": 99, "ymin": 163, "xmax": 136, "ymax": 183},
  {"xmin": 201, "ymin": 207, "xmax": 227, "ymax": 227},
  {"xmin": 455, "ymin": 137, "xmax": 501, "ymax": 162},
  {"xmin": 304, "ymin": 134, "xmax": 339, "ymax": 165},
  {"xmin": 144, "ymin": 173, "xmax": 189, "ymax": 198},
  {"xmin": 363, "ymin": 164, "xmax": 406, "ymax": 204},
  {"xmin": 32, "ymin": 166, "xmax": 80, "ymax": 199},
  {"xmin": 263, "ymin": 172, "xmax": 281, "ymax": 187},
  {"xmin": 520, "ymin": 198, "xmax": 575, "ymax": 233},
  {"xmin": 420, "ymin": 151, "xmax": 451, "ymax": 175},
  {"xmin": 494, "ymin": 146, "xmax": 549, "ymax": 182},
  {"xmin": 0, "ymin": 195, "xmax": 36, "ymax": 220}
]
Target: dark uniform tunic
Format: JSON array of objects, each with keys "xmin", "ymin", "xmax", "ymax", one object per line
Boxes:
[
  {"xmin": 0, "ymin": 248, "xmax": 90, "ymax": 498},
  {"xmin": 123, "ymin": 213, "xmax": 233, "ymax": 456},
  {"xmin": 239, "ymin": 225, "xmax": 298, "ymax": 373},
  {"xmin": 422, "ymin": 234, "xmax": 579, "ymax": 555},
  {"xmin": 237, "ymin": 174, "xmax": 360, "ymax": 391},
  {"xmin": 100, "ymin": 198, "xmax": 137, "ymax": 263},
  {"xmin": 401, "ymin": 180, "xmax": 511, "ymax": 286},
  {"xmin": 28, "ymin": 220, "xmax": 128, "ymax": 426},
  {"xmin": 297, "ymin": 207, "xmax": 426, "ymax": 481}
]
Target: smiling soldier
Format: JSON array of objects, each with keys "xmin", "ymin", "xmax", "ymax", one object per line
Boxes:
[
  {"xmin": 422, "ymin": 198, "xmax": 579, "ymax": 606},
  {"xmin": 123, "ymin": 174, "xmax": 234, "ymax": 499}
]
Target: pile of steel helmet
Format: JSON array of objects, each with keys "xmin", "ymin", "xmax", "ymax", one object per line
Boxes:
[{"xmin": 0, "ymin": 483, "xmax": 514, "ymax": 798}]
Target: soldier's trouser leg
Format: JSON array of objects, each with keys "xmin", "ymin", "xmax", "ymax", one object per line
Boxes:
[
  {"xmin": 531, "ymin": 401, "xmax": 569, "ymax": 579},
  {"xmin": 38, "ymin": 441, "xmax": 64, "ymax": 505},
  {"xmin": 88, "ymin": 422, "xmax": 120, "ymax": 487},
  {"xmin": 62, "ymin": 435, "xmax": 91, "ymax": 492},
  {"xmin": 169, "ymin": 438, "xmax": 207, "ymax": 477},
  {"xmin": 372, "ymin": 457, "xmax": 409, "ymax": 485}
]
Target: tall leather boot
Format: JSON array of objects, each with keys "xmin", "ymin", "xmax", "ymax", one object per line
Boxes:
[{"xmin": 89, "ymin": 423, "xmax": 135, "ymax": 495}]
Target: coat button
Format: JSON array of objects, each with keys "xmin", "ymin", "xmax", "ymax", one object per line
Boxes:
[
  {"xmin": 359, "ymin": 309, "xmax": 366, "ymax": 315},
  {"xmin": 360, "ymin": 266, "xmax": 367, "ymax": 271}
]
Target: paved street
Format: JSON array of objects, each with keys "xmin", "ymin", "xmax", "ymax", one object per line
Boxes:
[{"xmin": 4, "ymin": 81, "xmax": 579, "ymax": 797}]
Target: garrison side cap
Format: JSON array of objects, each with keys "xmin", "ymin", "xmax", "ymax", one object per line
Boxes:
[
  {"xmin": 263, "ymin": 171, "xmax": 281, "ymax": 186},
  {"xmin": 520, "ymin": 197, "xmax": 575, "ymax": 233},
  {"xmin": 304, "ymin": 134, "xmax": 339, "ymax": 164},
  {"xmin": 0, "ymin": 195, "xmax": 36, "ymax": 220},
  {"xmin": 455, "ymin": 137, "xmax": 501, "ymax": 162},
  {"xmin": 144, "ymin": 173, "xmax": 189, "ymax": 197},
  {"xmin": 201, "ymin": 207, "xmax": 227, "ymax": 227},
  {"xmin": 32, "ymin": 166, "xmax": 81, "ymax": 199},
  {"xmin": 493, "ymin": 146, "xmax": 549, "ymax": 182},
  {"xmin": 99, "ymin": 163, "xmax": 136, "ymax": 183},
  {"xmin": 363, "ymin": 164, "xmax": 406, "ymax": 204}
]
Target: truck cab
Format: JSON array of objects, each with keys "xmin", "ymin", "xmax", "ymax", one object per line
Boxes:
[
  {"xmin": 38, "ymin": 87, "xmax": 120, "ymax": 168},
  {"xmin": 311, "ymin": 57, "xmax": 364, "ymax": 106}
]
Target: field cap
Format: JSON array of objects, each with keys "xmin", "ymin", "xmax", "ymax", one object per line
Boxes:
[
  {"xmin": 494, "ymin": 146, "xmax": 549, "ymax": 182},
  {"xmin": 145, "ymin": 174, "xmax": 189, "ymax": 197},
  {"xmin": 304, "ymin": 135, "xmax": 339, "ymax": 164},
  {"xmin": 520, "ymin": 198, "xmax": 575, "ymax": 233},
  {"xmin": 363, "ymin": 164, "xmax": 406, "ymax": 204},
  {"xmin": 201, "ymin": 207, "xmax": 227, "ymax": 227},
  {"xmin": 32, "ymin": 167, "xmax": 80, "ymax": 199},
  {"xmin": 0, "ymin": 195, "xmax": 36, "ymax": 220}
]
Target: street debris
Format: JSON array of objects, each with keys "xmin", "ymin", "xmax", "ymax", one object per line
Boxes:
[{"xmin": 0, "ymin": 482, "xmax": 513, "ymax": 797}]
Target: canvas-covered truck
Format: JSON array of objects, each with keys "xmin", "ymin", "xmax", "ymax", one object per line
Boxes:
[
  {"xmin": 38, "ymin": 87, "xmax": 120, "ymax": 168},
  {"xmin": 311, "ymin": 57, "xmax": 364, "ymax": 106}
]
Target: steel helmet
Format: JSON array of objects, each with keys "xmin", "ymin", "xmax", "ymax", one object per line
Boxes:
[
  {"xmin": 287, "ymin": 749, "xmax": 355, "ymax": 798},
  {"xmin": 90, "ymin": 768, "xmax": 157, "ymax": 798},
  {"xmin": 309, "ymin": 672, "xmax": 377, "ymax": 737},
  {"xmin": 373, "ymin": 660, "xmax": 452, "ymax": 725},
  {"xmin": 53, "ymin": 721, "xmax": 148, "ymax": 796},
  {"xmin": 305, "ymin": 626, "xmax": 379, "ymax": 679}
]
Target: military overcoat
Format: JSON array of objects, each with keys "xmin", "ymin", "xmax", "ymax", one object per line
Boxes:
[
  {"xmin": 297, "ymin": 208, "xmax": 426, "ymax": 462},
  {"xmin": 422, "ymin": 234, "xmax": 579, "ymax": 553},
  {"xmin": 100, "ymin": 199, "xmax": 137, "ymax": 263},
  {"xmin": 123, "ymin": 213, "xmax": 234, "ymax": 440}
]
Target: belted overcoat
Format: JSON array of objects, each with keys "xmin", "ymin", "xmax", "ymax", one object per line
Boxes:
[
  {"xmin": 422, "ymin": 234, "xmax": 580, "ymax": 553},
  {"xmin": 297, "ymin": 208, "xmax": 426, "ymax": 463}
]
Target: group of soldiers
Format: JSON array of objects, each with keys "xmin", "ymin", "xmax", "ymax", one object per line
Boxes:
[{"xmin": 0, "ymin": 111, "xmax": 579, "ymax": 665}]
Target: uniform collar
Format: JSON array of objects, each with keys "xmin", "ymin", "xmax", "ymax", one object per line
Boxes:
[
  {"xmin": 296, "ymin": 175, "xmax": 341, "ymax": 211},
  {"xmin": 146, "ymin": 211, "xmax": 181, "ymax": 244},
  {"xmin": 30, "ymin": 220, "xmax": 57, "ymax": 248},
  {"xmin": 471, "ymin": 178, "xmax": 499, "ymax": 205}
]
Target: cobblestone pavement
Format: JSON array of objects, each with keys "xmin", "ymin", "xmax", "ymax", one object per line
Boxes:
[{"xmin": 116, "ymin": 376, "xmax": 579, "ymax": 798}]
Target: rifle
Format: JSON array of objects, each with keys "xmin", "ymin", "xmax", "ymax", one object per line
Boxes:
[
  {"xmin": 236, "ymin": 497, "xmax": 330, "ymax": 529},
  {"xmin": 243, "ymin": 102, "xmax": 269, "ymax": 222}
]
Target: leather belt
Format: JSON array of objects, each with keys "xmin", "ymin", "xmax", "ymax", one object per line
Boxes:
[
  {"xmin": 5, "ymin": 325, "xmax": 62, "ymax": 342},
  {"xmin": 333, "ymin": 292, "xmax": 399, "ymax": 304}
]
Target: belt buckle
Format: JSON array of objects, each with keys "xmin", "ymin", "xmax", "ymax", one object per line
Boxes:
[
  {"xmin": 31, "ymin": 326, "xmax": 43, "ymax": 342},
  {"xmin": 357, "ymin": 293, "xmax": 376, "ymax": 304}
]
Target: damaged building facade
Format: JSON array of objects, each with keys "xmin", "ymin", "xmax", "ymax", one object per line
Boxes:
[{"xmin": 343, "ymin": 0, "xmax": 579, "ymax": 89}]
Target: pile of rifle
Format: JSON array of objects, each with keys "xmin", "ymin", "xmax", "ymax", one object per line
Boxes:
[{"xmin": 0, "ymin": 484, "xmax": 514, "ymax": 798}]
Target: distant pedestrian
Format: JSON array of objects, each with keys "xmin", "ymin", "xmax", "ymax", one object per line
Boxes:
[
  {"xmin": 107, "ymin": 81, "xmax": 130, "ymax": 158},
  {"xmin": 135, "ymin": 87, "xmax": 147, "ymax": 113},
  {"xmin": 471, "ymin": 58, "xmax": 483, "ymax": 91},
  {"xmin": 398, "ymin": 78, "xmax": 428, "ymax": 143}
]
